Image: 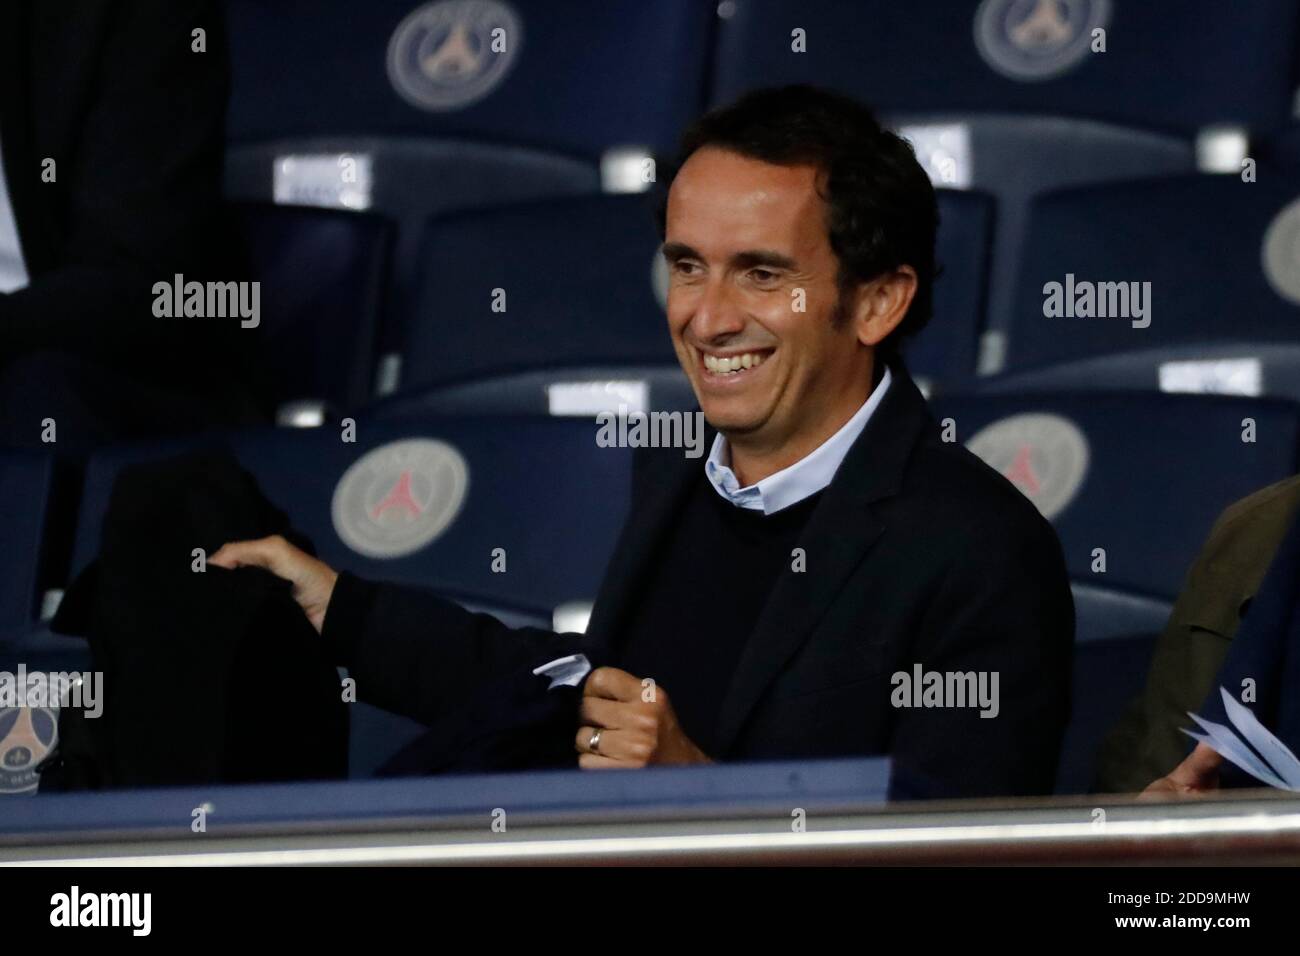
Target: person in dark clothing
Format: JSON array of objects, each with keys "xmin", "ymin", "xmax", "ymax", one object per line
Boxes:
[
  {"xmin": 0, "ymin": 0, "xmax": 265, "ymax": 453},
  {"xmin": 211, "ymin": 86, "xmax": 1074, "ymax": 799}
]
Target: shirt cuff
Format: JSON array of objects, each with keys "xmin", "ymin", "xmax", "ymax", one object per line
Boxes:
[{"xmin": 320, "ymin": 570, "xmax": 378, "ymax": 668}]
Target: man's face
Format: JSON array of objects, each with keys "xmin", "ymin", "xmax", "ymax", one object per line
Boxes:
[{"xmin": 662, "ymin": 147, "xmax": 872, "ymax": 450}]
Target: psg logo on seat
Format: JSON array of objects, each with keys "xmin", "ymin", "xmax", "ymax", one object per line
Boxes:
[
  {"xmin": 975, "ymin": 0, "xmax": 1110, "ymax": 82},
  {"xmin": 387, "ymin": 0, "xmax": 522, "ymax": 112}
]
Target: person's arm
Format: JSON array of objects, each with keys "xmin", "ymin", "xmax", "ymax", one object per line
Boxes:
[
  {"xmin": 210, "ymin": 536, "xmax": 588, "ymax": 727},
  {"xmin": 1094, "ymin": 479, "xmax": 1300, "ymax": 793},
  {"xmin": 888, "ymin": 517, "xmax": 1075, "ymax": 799}
]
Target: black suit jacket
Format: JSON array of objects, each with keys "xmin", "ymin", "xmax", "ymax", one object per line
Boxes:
[
  {"xmin": 325, "ymin": 368, "xmax": 1075, "ymax": 798},
  {"xmin": 0, "ymin": 0, "xmax": 238, "ymax": 373}
]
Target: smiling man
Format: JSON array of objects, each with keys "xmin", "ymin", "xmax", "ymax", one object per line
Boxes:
[{"xmin": 213, "ymin": 86, "xmax": 1074, "ymax": 798}]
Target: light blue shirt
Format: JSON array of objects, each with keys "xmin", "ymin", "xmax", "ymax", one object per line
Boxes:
[
  {"xmin": 705, "ymin": 366, "xmax": 893, "ymax": 515},
  {"xmin": 0, "ymin": 131, "xmax": 29, "ymax": 293}
]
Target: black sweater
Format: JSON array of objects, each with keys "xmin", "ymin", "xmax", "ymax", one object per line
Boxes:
[{"xmin": 616, "ymin": 474, "xmax": 821, "ymax": 756}]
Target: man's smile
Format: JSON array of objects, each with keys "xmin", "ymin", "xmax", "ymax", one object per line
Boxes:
[{"xmin": 696, "ymin": 347, "xmax": 776, "ymax": 388}]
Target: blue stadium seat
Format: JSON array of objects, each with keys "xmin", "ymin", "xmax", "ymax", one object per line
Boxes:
[
  {"xmin": 71, "ymin": 418, "xmax": 633, "ymax": 618},
  {"xmin": 226, "ymin": 0, "xmax": 712, "ymax": 166},
  {"xmin": 223, "ymin": 0, "xmax": 717, "ymax": 363},
  {"xmin": 710, "ymin": 0, "xmax": 1300, "ymax": 367},
  {"xmin": 1055, "ymin": 632, "xmax": 1158, "ymax": 794},
  {"xmin": 1261, "ymin": 124, "xmax": 1300, "ymax": 169},
  {"xmin": 710, "ymin": 0, "xmax": 1299, "ymax": 135},
  {"xmin": 930, "ymin": 391, "xmax": 1300, "ymax": 640},
  {"xmin": 387, "ymin": 187, "xmax": 991, "ymax": 410},
  {"xmin": 68, "ymin": 416, "xmax": 634, "ymax": 776},
  {"xmin": 988, "ymin": 173, "xmax": 1300, "ymax": 398},
  {"xmin": 0, "ymin": 451, "xmax": 80, "ymax": 796},
  {"xmin": 0, "ymin": 451, "xmax": 59, "ymax": 642},
  {"xmin": 905, "ymin": 190, "xmax": 995, "ymax": 393},
  {"xmin": 229, "ymin": 202, "xmax": 394, "ymax": 415},
  {"xmin": 385, "ymin": 194, "xmax": 694, "ymax": 415},
  {"xmin": 933, "ymin": 388, "xmax": 1300, "ymax": 792},
  {"xmin": 895, "ymin": 116, "xmax": 1194, "ymax": 359}
]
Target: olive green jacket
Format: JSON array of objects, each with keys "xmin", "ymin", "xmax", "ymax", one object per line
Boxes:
[{"xmin": 1094, "ymin": 474, "xmax": 1300, "ymax": 793}]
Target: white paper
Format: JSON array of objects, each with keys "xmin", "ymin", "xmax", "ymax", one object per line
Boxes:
[
  {"xmin": 532, "ymin": 653, "xmax": 592, "ymax": 690},
  {"xmin": 1179, "ymin": 686, "xmax": 1300, "ymax": 791}
]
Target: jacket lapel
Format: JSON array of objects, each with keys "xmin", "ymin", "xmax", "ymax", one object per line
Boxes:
[
  {"xmin": 712, "ymin": 367, "xmax": 934, "ymax": 755},
  {"xmin": 583, "ymin": 436, "xmax": 706, "ymax": 654}
]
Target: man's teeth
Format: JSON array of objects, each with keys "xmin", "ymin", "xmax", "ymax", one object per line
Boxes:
[{"xmin": 703, "ymin": 351, "xmax": 768, "ymax": 374}]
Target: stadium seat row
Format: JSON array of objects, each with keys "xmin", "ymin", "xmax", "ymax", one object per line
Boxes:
[
  {"xmin": 218, "ymin": 0, "xmax": 1300, "ymax": 397},
  {"xmin": 4, "ymin": 391, "xmax": 1300, "ymax": 786},
  {"xmin": 240, "ymin": 165, "xmax": 1300, "ymax": 421}
]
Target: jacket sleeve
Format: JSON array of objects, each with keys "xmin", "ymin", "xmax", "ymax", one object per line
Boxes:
[
  {"xmin": 888, "ymin": 515, "xmax": 1075, "ymax": 799},
  {"xmin": 321, "ymin": 572, "xmax": 595, "ymax": 726}
]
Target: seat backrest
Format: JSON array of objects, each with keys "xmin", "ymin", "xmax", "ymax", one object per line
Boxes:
[
  {"xmin": 226, "ymin": 0, "xmax": 713, "ymax": 162},
  {"xmin": 1055, "ymin": 631, "xmax": 1159, "ymax": 794},
  {"xmin": 229, "ymin": 202, "xmax": 393, "ymax": 413},
  {"xmin": 1001, "ymin": 173, "xmax": 1300, "ymax": 395},
  {"xmin": 397, "ymin": 194, "xmax": 683, "ymax": 410},
  {"xmin": 710, "ymin": 0, "xmax": 1299, "ymax": 135},
  {"xmin": 0, "ymin": 451, "xmax": 58, "ymax": 641},
  {"xmin": 931, "ymin": 391, "xmax": 1300, "ymax": 602},
  {"xmin": 72, "ymin": 417, "xmax": 634, "ymax": 619},
  {"xmin": 896, "ymin": 115, "xmax": 1195, "ymax": 360},
  {"xmin": 905, "ymin": 189, "xmax": 996, "ymax": 392},
  {"xmin": 223, "ymin": 0, "xmax": 717, "ymax": 349},
  {"xmin": 709, "ymin": 0, "xmax": 1300, "ymax": 362}
]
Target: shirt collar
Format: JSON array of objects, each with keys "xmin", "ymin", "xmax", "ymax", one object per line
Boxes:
[{"xmin": 704, "ymin": 365, "xmax": 893, "ymax": 515}]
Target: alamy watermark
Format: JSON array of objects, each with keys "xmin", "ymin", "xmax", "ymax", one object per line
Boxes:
[
  {"xmin": 152, "ymin": 273, "xmax": 260, "ymax": 328},
  {"xmin": 50, "ymin": 886, "xmax": 150, "ymax": 936},
  {"xmin": 1042, "ymin": 273, "xmax": 1150, "ymax": 329},
  {"xmin": 595, "ymin": 406, "xmax": 707, "ymax": 459},
  {"xmin": 0, "ymin": 665, "xmax": 103, "ymax": 717},
  {"xmin": 891, "ymin": 664, "xmax": 999, "ymax": 718}
]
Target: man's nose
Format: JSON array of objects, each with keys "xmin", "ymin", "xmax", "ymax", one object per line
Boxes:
[{"xmin": 690, "ymin": 279, "xmax": 746, "ymax": 343}]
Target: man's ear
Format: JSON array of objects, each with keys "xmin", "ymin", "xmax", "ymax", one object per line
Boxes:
[{"xmin": 851, "ymin": 266, "xmax": 918, "ymax": 348}]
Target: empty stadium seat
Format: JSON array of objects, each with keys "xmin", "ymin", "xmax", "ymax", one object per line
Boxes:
[
  {"xmin": 385, "ymin": 194, "xmax": 693, "ymax": 416},
  {"xmin": 223, "ymin": 0, "xmax": 717, "ymax": 363},
  {"xmin": 711, "ymin": 1, "xmax": 1299, "ymax": 135},
  {"xmin": 710, "ymin": 0, "xmax": 1300, "ymax": 366},
  {"xmin": 905, "ymin": 190, "xmax": 995, "ymax": 393},
  {"xmin": 987, "ymin": 173, "xmax": 1300, "ymax": 398},
  {"xmin": 229, "ymin": 202, "xmax": 394, "ymax": 416},
  {"xmin": 896, "ymin": 116, "xmax": 1193, "ymax": 361},
  {"xmin": 0, "ymin": 450, "xmax": 82, "ymax": 796},
  {"xmin": 1055, "ymin": 631, "xmax": 1158, "ymax": 794},
  {"xmin": 930, "ymin": 390, "xmax": 1300, "ymax": 639},
  {"xmin": 1260, "ymin": 124, "xmax": 1300, "ymax": 169},
  {"xmin": 0, "ymin": 451, "xmax": 60, "ymax": 642},
  {"xmin": 226, "ymin": 0, "xmax": 712, "ymax": 167}
]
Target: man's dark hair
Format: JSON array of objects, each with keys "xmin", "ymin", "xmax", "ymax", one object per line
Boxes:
[{"xmin": 655, "ymin": 85, "xmax": 939, "ymax": 360}]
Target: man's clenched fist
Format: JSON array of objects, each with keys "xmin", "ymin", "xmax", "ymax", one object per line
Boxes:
[{"xmin": 575, "ymin": 666, "xmax": 712, "ymax": 769}]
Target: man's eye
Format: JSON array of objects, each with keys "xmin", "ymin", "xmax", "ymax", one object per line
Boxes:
[
  {"xmin": 672, "ymin": 260, "xmax": 701, "ymax": 276},
  {"xmin": 750, "ymin": 269, "xmax": 778, "ymax": 282}
]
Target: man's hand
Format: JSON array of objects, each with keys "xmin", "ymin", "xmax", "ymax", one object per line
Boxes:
[
  {"xmin": 575, "ymin": 667, "xmax": 712, "ymax": 769},
  {"xmin": 209, "ymin": 535, "xmax": 339, "ymax": 634},
  {"xmin": 1138, "ymin": 742, "xmax": 1223, "ymax": 801}
]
